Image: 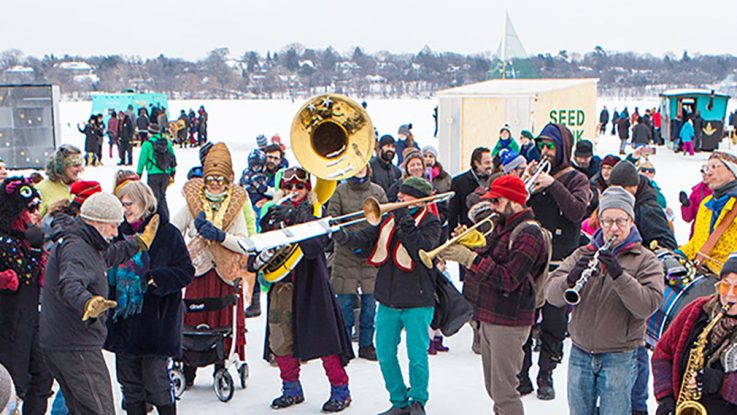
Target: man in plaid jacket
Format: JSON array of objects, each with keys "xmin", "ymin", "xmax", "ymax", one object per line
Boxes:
[{"xmin": 441, "ymin": 175, "xmax": 549, "ymax": 415}]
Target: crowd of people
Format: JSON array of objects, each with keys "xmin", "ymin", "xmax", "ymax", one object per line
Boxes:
[{"xmin": 1, "ymin": 107, "xmax": 737, "ymax": 415}]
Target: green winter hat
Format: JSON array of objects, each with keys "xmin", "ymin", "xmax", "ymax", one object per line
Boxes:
[
  {"xmin": 520, "ymin": 130, "xmax": 534, "ymax": 140},
  {"xmin": 399, "ymin": 176, "xmax": 433, "ymax": 198}
]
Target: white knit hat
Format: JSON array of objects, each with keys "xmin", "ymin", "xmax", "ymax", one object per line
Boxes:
[
  {"xmin": 80, "ymin": 192, "xmax": 124, "ymax": 224},
  {"xmin": 0, "ymin": 363, "xmax": 16, "ymax": 414}
]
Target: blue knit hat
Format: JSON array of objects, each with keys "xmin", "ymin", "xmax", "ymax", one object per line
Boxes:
[{"xmin": 499, "ymin": 149, "xmax": 526, "ymax": 174}]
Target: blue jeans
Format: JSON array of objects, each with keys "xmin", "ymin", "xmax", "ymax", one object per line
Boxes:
[
  {"xmin": 375, "ymin": 304, "xmax": 434, "ymax": 407},
  {"xmin": 568, "ymin": 345, "xmax": 636, "ymax": 415},
  {"xmin": 631, "ymin": 346, "xmax": 649, "ymax": 411},
  {"xmin": 336, "ymin": 293, "xmax": 376, "ymax": 348},
  {"xmin": 633, "ymin": 142, "xmax": 648, "ymax": 149}
]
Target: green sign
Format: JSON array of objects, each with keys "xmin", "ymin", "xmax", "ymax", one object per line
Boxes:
[{"xmin": 549, "ymin": 109, "xmax": 586, "ymax": 140}]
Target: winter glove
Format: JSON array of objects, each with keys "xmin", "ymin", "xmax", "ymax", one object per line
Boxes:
[
  {"xmin": 195, "ymin": 212, "xmax": 226, "ymax": 242},
  {"xmin": 679, "ymin": 191, "xmax": 690, "ymax": 207},
  {"xmin": 24, "ymin": 225, "xmax": 45, "ymax": 249},
  {"xmin": 567, "ymin": 250, "xmax": 596, "ymax": 287},
  {"xmin": 136, "ymin": 214, "xmax": 160, "ymax": 250},
  {"xmin": 391, "ymin": 206, "xmax": 410, "ymax": 219},
  {"xmin": 655, "ymin": 396, "xmax": 675, "ymax": 415},
  {"xmin": 598, "ymin": 249, "xmax": 624, "ymax": 280},
  {"xmin": 698, "ymin": 367, "xmax": 725, "ymax": 395},
  {"xmin": 252, "ymin": 248, "xmax": 277, "ymax": 271},
  {"xmin": 0, "ymin": 269, "xmax": 19, "ymax": 292},
  {"xmin": 332, "ymin": 229, "xmax": 350, "ymax": 245},
  {"xmin": 82, "ymin": 296, "xmax": 117, "ymax": 321},
  {"xmin": 110, "ymin": 265, "xmax": 148, "ymax": 321},
  {"xmin": 439, "ymin": 244, "xmax": 478, "ymax": 269}
]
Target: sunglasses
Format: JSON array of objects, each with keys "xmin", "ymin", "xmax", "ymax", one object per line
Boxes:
[
  {"xmin": 282, "ymin": 168, "xmax": 309, "ymax": 183},
  {"xmin": 27, "ymin": 199, "xmax": 40, "ymax": 213},
  {"xmin": 283, "ymin": 183, "xmax": 306, "ymax": 191},
  {"xmin": 205, "ymin": 176, "xmax": 226, "ymax": 184},
  {"xmin": 716, "ymin": 281, "xmax": 737, "ymax": 296},
  {"xmin": 639, "ymin": 168, "xmax": 655, "ymax": 174},
  {"xmin": 537, "ymin": 141, "xmax": 556, "ymax": 151}
]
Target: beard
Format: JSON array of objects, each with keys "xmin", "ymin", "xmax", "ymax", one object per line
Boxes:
[{"xmin": 381, "ymin": 150, "xmax": 395, "ymax": 162}]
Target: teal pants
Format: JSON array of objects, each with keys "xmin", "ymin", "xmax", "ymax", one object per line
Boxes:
[{"xmin": 375, "ymin": 304, "xmax": 434, "ymax": 407}]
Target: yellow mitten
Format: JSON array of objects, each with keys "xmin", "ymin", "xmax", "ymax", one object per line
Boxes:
[
  {"xmin": 457, "ymin": 228, "xmax": 487, "ymax": 249},
  {"xmin": 136, "ymin": 214, "xmax": 160, "ymax": 250},
  {"xmin": 82, "ymin": 296, "xmax": 117, "ymax": 321}
]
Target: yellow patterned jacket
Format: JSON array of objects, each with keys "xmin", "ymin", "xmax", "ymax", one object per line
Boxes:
[{"xmin": 679, "ymin": 195, "xmax": 737, "ymax": 273}]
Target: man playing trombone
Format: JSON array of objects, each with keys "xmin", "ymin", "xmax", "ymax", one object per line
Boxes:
[
  {"xmin": 440, "ymin": 175, "xmax": 550, "ymax": 415},
  {"xmin": 333, "ymin": 176, "xmax": 441, "ymax": 415},
  {"xmin": 545, "ymin": 187, "xmax": 663, "ymax": 415}
]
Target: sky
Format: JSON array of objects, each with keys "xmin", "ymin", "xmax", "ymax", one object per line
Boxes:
[{"xmin": 3, "ymin": 0, "xmax": 737, "ymax": 60}]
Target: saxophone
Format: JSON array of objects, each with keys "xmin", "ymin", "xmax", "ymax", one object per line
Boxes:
[{"xmin": 675, "ymin": 301, "xmax": 732, "ymax": 415}]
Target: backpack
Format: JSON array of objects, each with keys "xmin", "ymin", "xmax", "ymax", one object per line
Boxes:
[
  {"xmin": 152, "ymin": 137, "xmax": 176, "ymax": 171},
  {"xmin": 430, "ymin": 270, "xmax": 474, "ymax": 337},
  {"xmin": 509, "ymin": 221, "xmax": 553, "ymax": 309}
]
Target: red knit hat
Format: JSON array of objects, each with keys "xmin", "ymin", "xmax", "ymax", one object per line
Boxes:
[
  {"xmin": 70, "ymin": 180, "xmax": 102, "ymax": 206},
  {"xmin": 481, "ymin": 175, "xmax": 527, "ymax": 205}
]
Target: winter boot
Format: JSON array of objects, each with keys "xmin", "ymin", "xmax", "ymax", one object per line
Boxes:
[
  {"xmin": 376, "ymin": 405, "xmax": 410, "ymax": 415},
  {"xmin": 358, "ymin": 345, "xmax": 378, "ymax": 361},
  {"xmin": 517, "ymin": 372, "xmax": 534, "ymax": 396},
  {"xmin": 245, "ymin": 284, "xmax": 261, "ymax": 318},
  {"xmin": 321, "ymin": 384, "xmax": 351, "ymax": 413},
  {"xmin": 433, "ymin": 335, "xmax": 449, "ymax": 352},
  {"xmin": 155, "ymin": 404, "xmax": 176, "ymax": 415},
  {"xmin": 271, "ymin": 381, "xmax": 304, "ymax": 409},
  {"xmin": 536, "ymin": 370, "xmax": 555, "ymax": 400},
  {"xmin": 409, "ymin": 402, "xmax": 426, "ymax": 415},
  {"xmin": 427, "ymin": 340, "xmax": 437, "ymax": 355},
  {"xmin": 124, "ymin": 401, "xmax": 148, "ymax": 415}
]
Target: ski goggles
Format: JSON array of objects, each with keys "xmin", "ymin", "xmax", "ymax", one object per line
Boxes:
[{"xmin": 282, "ymin": 167, "xmax": 309, "ymax": 183}]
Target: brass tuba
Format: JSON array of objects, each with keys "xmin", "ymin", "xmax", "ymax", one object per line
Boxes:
[{"xmin": 260, "ymin": 94, "xmax": 375, "ymax": 283}]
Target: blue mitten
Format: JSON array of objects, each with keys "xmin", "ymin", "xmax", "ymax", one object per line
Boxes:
[{"xmin": 111, "ymin": 252, "xmax": 150, "ymax": 320}]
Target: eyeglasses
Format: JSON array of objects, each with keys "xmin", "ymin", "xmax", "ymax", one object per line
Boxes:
[
  {"xmin": 205, "ymin": 176, "xmax": 226, "ymax": 185},
  {"xmin": 715, "ymin": 281, "xmax": 737, "ymax": 296},
  {"xmin": 283, "ymin": 183, "xmax": 306, "ymax": 191},
  {"xmin": 537, "ymin": 141, "xmax": 556, "ymax": 151},
  {"xmin": 639, "ymin": 168, "xmax": 655, "ymax": 174},
  {"xmin": 600, "ymin": 217, "xmax": 630, "ymax": 229},
  {"xmin": 282, "ymin": 168, "xmax": 309, "ymax": 183}
]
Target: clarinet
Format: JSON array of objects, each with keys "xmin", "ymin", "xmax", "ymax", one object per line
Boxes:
[{"xmin": 564, "ymin": 236, "xmax": 616, "ymax": 305}]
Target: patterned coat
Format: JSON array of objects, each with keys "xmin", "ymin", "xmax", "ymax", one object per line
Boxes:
[{"xmin": 680, "ymin": 195, "xmax": 737, "ymax": 273}]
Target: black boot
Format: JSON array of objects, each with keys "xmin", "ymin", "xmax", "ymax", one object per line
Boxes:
[
  {"xmin": 517, "ymin": 372, "xmax": 533, "ymax": 396},
  {"xmin": 125, "ymin": 401, "xmax": 148, "ymax": 415},
  {"xmin": 245, "ymin": 283, "xmax": 261, "ymax": 318},
  {"xmin": 536, "ymin": 370, "xmax": 555, "ymax": 400},
  {"xmin": 358, "ymin": 345, "xmax": 378, "ymax": 361},
  {"xmin": 156, "ymin": 404, "xmax": 176, "ymax": 415}
]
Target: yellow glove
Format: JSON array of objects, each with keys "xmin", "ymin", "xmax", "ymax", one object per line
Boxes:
[
  {"xmin": 439, "ymin": 244, "xmax": 478, "ymax": 269},
  {"xmin": 168, "ymin": 175, "xmax": 175, "ymax": 187},
  {"xmin": 82, "ymin": 296, "xmax": 117, "ymax": 321},
  {"xmin": 136, "ymin": 214, "xmax": 160, "ymax": 250},
  {"xmin": 457, "ymin": 228, "xmax": 487, "ymax": 249}
]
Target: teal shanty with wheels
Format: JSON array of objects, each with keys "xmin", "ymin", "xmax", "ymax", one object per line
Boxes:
[{"xmin": 660, "ymin": 89, "xmax": 730, "ymax": 151}]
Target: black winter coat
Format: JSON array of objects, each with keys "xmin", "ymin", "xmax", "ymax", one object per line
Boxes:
[
  {"xmin": 632, "ymin": 123, "xmax": 653, "ymax": 145},
  {"xmin": 634, "ymin": 176, "xmax": 678, "ymax": 250},
  {"xmin": 0, "ymin": 230, "xmax": 45, "ymax": 391},
  {"xmin": 120, "ymin": 115, "xmax": 134, "ymax": 142},
  {"xmin": 104, "ymin": 213, "xmax": 194, "ymax": 357},
  {"xmin": 79, "ymin": 124, "xmax": 98, "ymax": 152},
  {"xmin": 342, "ymin": 208, "xmax": 441, "ymax": 308},
  {"xmin": 257, "ymin": 226, "xmax": 354, "ymax": 364},
  {"xmin": 618, "ymin": 117, "xmax": 631, "ymax": 139},
  {"xmin": 449, "ymin": 170, "xmax": 486, "ymax": 231},
  {"xmin": 370, "ymin": 156, "xmax": 402, "ymax": 196}
]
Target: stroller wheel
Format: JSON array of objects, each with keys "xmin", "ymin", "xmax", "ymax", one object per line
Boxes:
[
  {"xmin": 214, "ymin": 368, "xmax": 234, "ymax": 402},
  {"xmin": 238, "ymin": 363, "xmax": 249, "ymax": 389},
  {"xmin": 169, "ymin": 368, "xmax": 186, "ymax": 398}
]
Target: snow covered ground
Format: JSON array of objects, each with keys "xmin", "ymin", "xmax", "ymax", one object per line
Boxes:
[{"xmin": 25, "ymin": 98, "xmax": 731, "ymax": 414}]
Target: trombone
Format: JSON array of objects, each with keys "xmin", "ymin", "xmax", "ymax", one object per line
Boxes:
[
  {"xmin": 419, "ymin": 214, "xmax": 498, "ymax": 268},
  {"xmin": 237, "ymin": 191, "xmax": 455, "ymax": 253},
  {"xmin": 524, "ymin": 155, "xmax": 551, "ymax": 194}
]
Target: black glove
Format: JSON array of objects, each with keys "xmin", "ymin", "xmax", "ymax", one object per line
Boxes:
[
  {"xmin": 699, "ymin": 367, "xmax": 725, "ymax": 395},
  {"xmin": 567, "ymin": 250, "xmax": 595, "ymax": 287},
  {"xmin": 655, "ymin": 395, "xmax": 675, "ymax": 415},
  {"xmin": 24, "ymin": 225, "xmax": 45, "ymax": 249},
  {"xmin": 332, "ymin": 229, "xmax": 350, "ymax": 245},
  {"xmin": 598, "ymin": 249, "xmax": 624, "ymax": 280},
  {"xmin": 679, "ymin": 191, "xmax": 690, "ymax": 207},
  {"xmin": 392, "ymin": 206, "xmax": 410, "ymax": 219}
]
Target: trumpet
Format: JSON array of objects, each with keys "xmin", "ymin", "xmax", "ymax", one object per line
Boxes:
[
  {"xmin": 564, "ymin": 236, "xmax": 616, "ymax": 305},
  {"xmin": 524, "ymin": 155, "xmax": 551, "ymax": 194},
  {"xmin": 363, "ymin": 191, "xmax": 455, "ymax": 226},
  {"xmin": 419, "ymin": 214, "xmax": 497, "ymax": 268}
]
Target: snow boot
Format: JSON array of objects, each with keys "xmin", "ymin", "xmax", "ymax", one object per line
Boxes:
[
  {"xmin": 271, "ymin": 381, "xmax": 304, "ymax": 409},
  {"xmin": 517, "ymin": 372, "xmax": 533, "ymax": 396},
  {"xmin": 427, "ymin": 340, "xmax": 437, "ymax": 355},
  {"xmin": 245, "ymin": 284, "xmax": 261, "ymax": 318},
  {"xmin": 536, "ymin": 370, "xmax": 555, "ymax": 400},
  {"xmin": 358, "ymin": 345, "xmax": 378, "ymax": 361},
  {"xmin": 321, "ymin": 384, "xmax": 351, "ymax": 413},
  {"xmin": 409, "ymin": 402, "xmax": 426, "ymax": 415},
  {"xmin": 433, "ymin": 335, "xmax": 449, "ymax": 352},
  {"xmin": 155, "ymin": 404, "xmax": 176, "ymax": 415},
  {"xmin": 376, "ymin": 405, "xmax": 410, "ymax": 415}
]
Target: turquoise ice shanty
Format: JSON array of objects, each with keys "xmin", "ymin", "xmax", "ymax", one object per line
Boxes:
[
  {"xmin": 659, "ymin": 89, "xmax": 730, "ymax": 151},
  {"xmin": 90, "ymin": 91, "xmax": 168, "ymax": 121}
]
